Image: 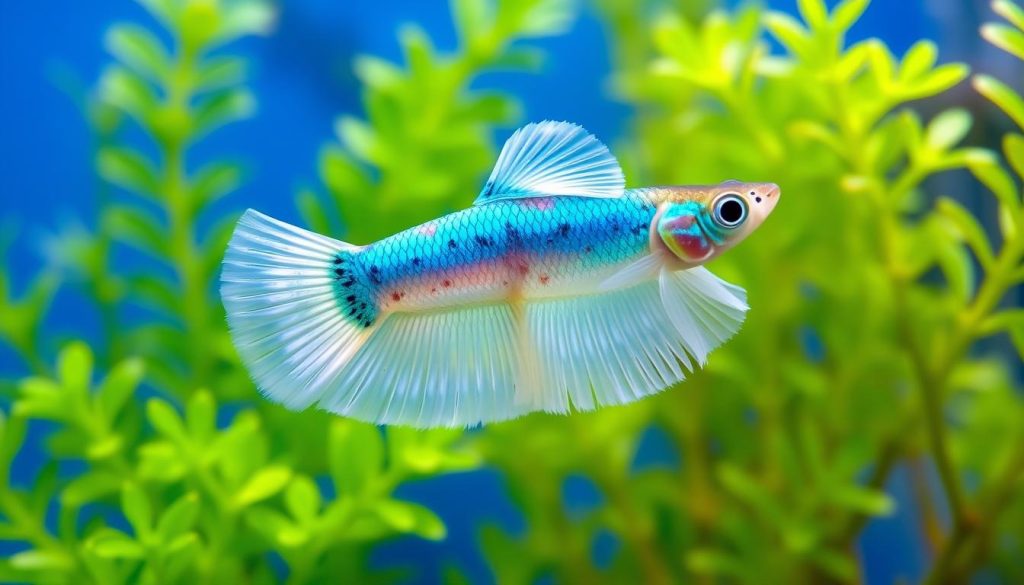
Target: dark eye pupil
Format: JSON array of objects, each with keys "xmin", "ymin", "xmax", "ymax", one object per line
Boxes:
[{"xmin": 719, "ymin": 199, "xmax": 743, "ymax": 224}]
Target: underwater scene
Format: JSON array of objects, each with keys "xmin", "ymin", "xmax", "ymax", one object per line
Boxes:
[{"xmin": 2, "ymin": 0, "xmax": 1023, "ymax": 583}]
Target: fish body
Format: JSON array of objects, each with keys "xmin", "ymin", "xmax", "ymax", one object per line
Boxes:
[
  {"xmin": 350, "ymin": 191, "xmax": 656, "ymax": 316},
  {"xmin": 222, "ymin": 122, "xmax": 780, "ymax": 427}
]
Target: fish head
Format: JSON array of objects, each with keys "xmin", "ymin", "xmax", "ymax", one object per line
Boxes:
[{"xmin": 653, "ymin": 181, "xmax": 780, "ymax": 267}]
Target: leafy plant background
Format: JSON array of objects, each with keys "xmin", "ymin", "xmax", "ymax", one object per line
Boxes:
[{"xmin": 1, "ymin": 0, "xmax": 1023, "ymax": 583}]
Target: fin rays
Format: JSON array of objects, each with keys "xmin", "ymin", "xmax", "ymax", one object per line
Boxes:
[
  {"xmin": 306, "ymin": 267, "xmax": 745, "ymax": 428},
  {"xmin": 474, "ymin": 121, "xmax": 626, "ymax": 204}
]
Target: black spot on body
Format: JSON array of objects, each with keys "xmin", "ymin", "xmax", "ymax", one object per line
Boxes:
[
  {"xmin": 412, "ymin": 257, "xmax": 421, "ymax": 266},
  {"xmin": 333, "ymin": 257, "xmax": 342, "ymax": 264},
  {"xmin": 558, "ymin": 223, "xmax": 571, "ymax": 237},
  {"xmin": 335, "ymin": 268, "xmax": 346, "ymax": 277},
  {"xmin": 475, "ymin": 235, "xmax": 492, "ymax": 247},
  {"xmin": 448, "ymin": 239, "xmax": 458, "ymax": 249}
]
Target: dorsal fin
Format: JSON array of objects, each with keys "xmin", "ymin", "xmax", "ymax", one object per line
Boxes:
[{"xmin": 474, "ymin": 121, "xmax": 625, "ymax": 205}]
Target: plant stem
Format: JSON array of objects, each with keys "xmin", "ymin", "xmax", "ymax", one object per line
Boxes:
[{"xmin": 163, "ymin": 44, "xmax": 211, "ymax": 391}]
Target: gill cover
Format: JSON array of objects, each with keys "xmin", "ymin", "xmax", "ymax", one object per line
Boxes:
[{"xmin": 657, "ymin": 202, "xmax": 717, "ymax": 263}]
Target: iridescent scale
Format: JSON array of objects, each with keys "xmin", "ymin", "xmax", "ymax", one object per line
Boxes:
[{"xmin": 356, "ymin": 190, "xmax": 659, "ymax": 314}]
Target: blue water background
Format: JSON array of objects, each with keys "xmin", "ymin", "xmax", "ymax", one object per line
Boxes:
[{"xmin": 1, "ymin": 1, "xmax": 1016, "ymax": 583}]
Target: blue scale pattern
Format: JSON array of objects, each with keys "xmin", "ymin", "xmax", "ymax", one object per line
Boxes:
[{"xmin": 334, "ymin": 191, "xmax": 659, "ymax": 325}]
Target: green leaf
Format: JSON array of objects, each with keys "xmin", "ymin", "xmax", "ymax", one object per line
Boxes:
[
  {"xmin": 105, "ymin": 24, "xmax": 168, "ymax": 80},
  {"xmin": 936, "ymin": 197, "xmax": 994, "ymax": 267},
  {"xmin": 103, "ymin": 205, "xmax": 166, "ymax": 257},
  {"xmin": 246, "ymin": 506, "xmax": 307, "ymax": 547},
  {"xmin": 968, "ymin": 156, "xmax": 1020, "ymax": 215},
  {"xmin": 995, "ymin": 0, "xmax": 1024, "ymax": 30},
  {"xmin": 982, "ymin": 23, "xmax": 1024, "ymax": 61},
  {"xmin": 457, "ymin": 93, "xmax": 519, "ymax": 125},
  {"xmin": 831, "ymin": 484, "xmax": 895, "ymax": 515},
  {"xmin": 157, "ymin": 492, "xmax": 199, "ymax": 542},
  {"xmin": 490, "ymin": 46, "xmax": 546, "ymax": 71},
  {"xmin": 717, "ymin": 464, "xmax": 786, "ymax": 525},
  {"xmin": 8, "ymin": 549, "xmax": 74, "ymax": 571},
  {"xmin": 974, "ymin": 74, "xmax": 1024, "ymax": 130},
  {"xmin": 195, "ymin": 56, "xmax": 248, "ymax": 92},
  {"xmin": 832, "ymin": 0, "xmax": 870, "ymax": 31},
  {"xmin": 14, "ymin": 377, "xmax": 67, "ymax": 420},
  {"xmin": 797, "ymin": 0, "xmax": 828, "ymax": 28},
  {"xmin": 58, "ymin": 341, "xmax": 92, "ymax": 399},
  {"xmin": 216, "ymin": 1, "xmax": 276, "ymax": 44},
  {"xmin": 137, "ymin": 441, "xmax": 188, "ymax": 482},
  {"xmin": 131, "ymin": 274, "xmax": 178, "ymax": 315},
  {"xmin": 96, "ymin": 357, "xmax": 144, "ymax": 422},
  {"xmin": 193, "ymin": 88, "xmax": 255, "ymax": 136},
  {"xmin": 89, "ymin": 529, "xmax": 145, "ymax": 560},
  {"xmin": 329, "ymin": 419, "xmax": 383, "ymax": 495},
  {"xmin": 929, "ymin": 218, "xmax": 975, "ymax": 303},
  {"xmin": 906, "ymin": 63, "xmax": 968, "ymax": 99},
  {"xmin": 234, "ymin": 465, "xmax": 292, "ymax": 508},
  {"xmin": 121, "ymin": 482, "xmax": 152, "ymax": 536},
  {"xmin": 899, "ymin": 41, "xmax": 938, "ymax": 81},
  {"xmin": 186, "ymin": 390, "xmax": 216, "ymax": 443},
  {"xmin": 190, "ymin": 161, "xmax": 243, "ymax": 210},
  {"xmin": 925, "ymin": 108, "xmax": 972, "ymax": 151},
  {"xmin": 97, "ymin": 147, "xmax": 159, "ymax": 195},
  {"xmin": 98, "ymin": 66, "xmax": 156, "ymax": 121},
  {"xmin": 1005, "ymin": 133, "xmax": 1024, "ymax": 179},
  {"xmin": 86, "ymin": 434, "xmax": 124, "ymax": 460},
  {"xmin": 146, "ymin": 399, "xmax": 187, "ymax": 442},
  {"xmin": 0, "ymin": 412, "xmax": 27, "ymax": 483},
  {"xmin": 686, "ymin": 549, "xmax": 747, "ymax": 578},
  {"xmin": 978, "ymin": 310, "xmax": 1024, "ymax": 336},
  {"xmin": 336, "ymin": 116, "xmax": 379, "ymax": 164},
  {"xmin": 353, "ymin": 55, "xmax": 405, "ymax": 89},
  {"xmin": 764, "ymin": 12, "xmax": 809, "ymax": 57},
  {"xmin": 514, "ymin": 0, "xmax": 574, "ymax": 37},
  {"xmin": 452, "ymin": 0, "xmax": 489, "ymax": 44},
  {"xmin": 137, "ymin": 0, "xmax": 178, "ymax": 27},
  {"xmin": 285, "ymin": 475, "xmax": 321, "ymax": 524},
  {"xmin": 61, "ymin": 470, "xmax": 123, "ymax": 507},
  {"xmin": 375, "ymin": 500, "xmax": 447, "ymax": 540}
]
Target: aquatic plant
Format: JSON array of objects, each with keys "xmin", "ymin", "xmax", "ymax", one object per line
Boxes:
[
  {"xmin": 0, "ymin": 0, "xmax": 573, "ymax": 580},
  {"xmin": 1, "ymin": 0, "xmax": 1021, "ymax": 583},
  {"xmin": 479, "ymin": 0, "xmax": 1024, "ymax": 583},
  {"xmin": 301, "ymin": 0, "xmax": 574, "ymax": 242}
]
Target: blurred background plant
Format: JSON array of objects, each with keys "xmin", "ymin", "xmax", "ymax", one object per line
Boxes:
[{"xmin": 1, "ymin": 0, "xmax": 1022, "ymax": 583}]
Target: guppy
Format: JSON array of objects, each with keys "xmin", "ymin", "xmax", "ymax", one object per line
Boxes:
[{"xmin": 221, "ymin": 121, "xmax": 780, "ymax": 428}]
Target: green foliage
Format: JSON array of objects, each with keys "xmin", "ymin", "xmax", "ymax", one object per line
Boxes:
[
  {"xmin": 1, "ymin": 0, "xmax": 1022, "ymax": 583},
  {"xmin": 1, "ymin": 0, "xmax": 493, "ymax": 582},
  {"xmin": 479, "ymin": 0, "xmax": 1024, "ymax": 583},
  {"xmin": 301, "ymin": 0, "xmax": 574, "ymax": 242}
]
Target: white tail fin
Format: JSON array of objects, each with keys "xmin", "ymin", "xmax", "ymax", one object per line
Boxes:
[{"xmin": 220, "ymin": 209, "xmax": 371, "ymax": 410}]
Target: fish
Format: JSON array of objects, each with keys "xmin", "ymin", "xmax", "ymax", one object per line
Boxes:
[{"xmin": 220, "ymin": 121, "xmax": 780, "ymax": 428}]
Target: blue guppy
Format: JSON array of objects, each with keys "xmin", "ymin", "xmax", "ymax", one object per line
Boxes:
[{"xmin": 221, "ymin": 122, "xmax": 780, "ymax": 427}]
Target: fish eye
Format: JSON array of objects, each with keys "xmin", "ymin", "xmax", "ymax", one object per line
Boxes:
[{"xmin": 713, "ymin": 194, "xmax": 747, "ymax": 228}]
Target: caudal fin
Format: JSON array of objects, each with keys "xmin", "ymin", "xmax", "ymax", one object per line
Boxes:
[{"xmin": 220, "ymin": 209, "xmax": 372, "ymax": 410}]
